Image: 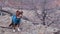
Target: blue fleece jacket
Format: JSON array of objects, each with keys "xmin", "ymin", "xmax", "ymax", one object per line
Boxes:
[{"xmin": 12, "ymin": 15, "xmax": 21, "ymax": 24}]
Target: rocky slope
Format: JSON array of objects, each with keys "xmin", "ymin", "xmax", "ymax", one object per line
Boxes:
[{"xmin": 0, "ymin": 0, "xmax": 60, "ymax": 34}]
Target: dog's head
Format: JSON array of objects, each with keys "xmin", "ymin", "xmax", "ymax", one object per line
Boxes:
[{"xmin": 16, "ymin": 10, "xmax": 23, "ymax": 16}]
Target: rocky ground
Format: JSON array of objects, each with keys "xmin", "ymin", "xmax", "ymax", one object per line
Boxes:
[
  {"xmin": 0, "ymin": 15, "xmax": 59, "ymax": 34},
  {"xmin": 0, "ymin": 0, "xmax": 60, "ymax": 34}
]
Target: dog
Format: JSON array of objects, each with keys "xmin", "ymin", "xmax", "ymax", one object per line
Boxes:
[{"xmin": 9, "ymin": 10, "xmax": 23, "ymax": 32}]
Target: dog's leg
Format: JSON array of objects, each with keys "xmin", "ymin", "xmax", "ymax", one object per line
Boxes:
[
  {"xmin": 17, "ymin": 24, "xmax": 21, "ymax": 31},
  {"xmin": 12, "ymin": 24, "xmax": 16, "ymax": 32}
]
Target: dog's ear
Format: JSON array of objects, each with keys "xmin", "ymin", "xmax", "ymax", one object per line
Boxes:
[
  {"xmin": 16, "ymin": 10, "xmax": 20, "ymax": 16},
  {"xmin": 21, "ymin": 11, "xmax": 23, "ymax": 13},
  {"xmin": 20, "ymin": 11, "xmax": 23, "ymax": 15}
]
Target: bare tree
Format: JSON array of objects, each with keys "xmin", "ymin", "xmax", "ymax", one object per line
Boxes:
[{"xmin": 41, "ymin": 0, "xmax": 47, "ymax": 25}]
